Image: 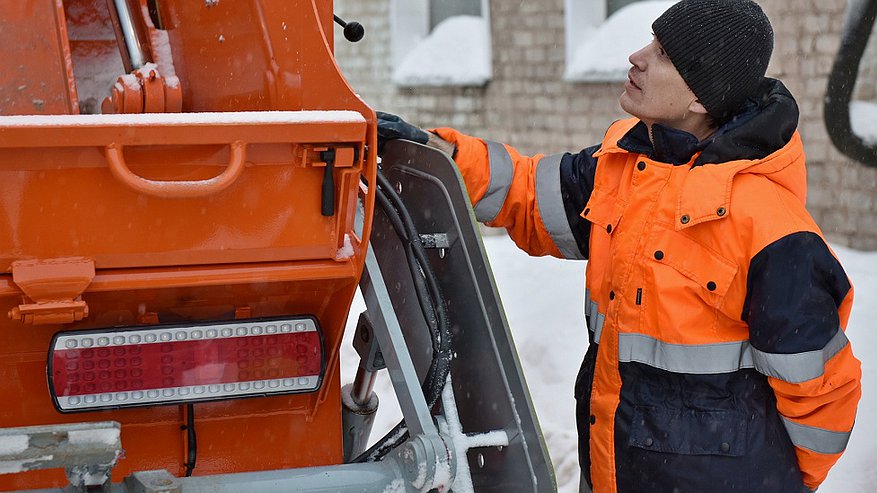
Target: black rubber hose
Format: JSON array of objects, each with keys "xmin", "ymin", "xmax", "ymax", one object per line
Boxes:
[
  {"xmin": 374, "ymin": 170, "xmax": 451, "ymax": 407},
  {"xmin": 374, "ymin": 188, "xmax": 439, "ymax": 334},
  {"xmin": 824, "ymin": 0, "xmax": 877, "ymax": 167},
  {"xmin": 352, "ymin": 168, "xmax": 453, "ymax": 462},
  {"xmin": 184, "ymin": 404, "xmax": 196, "ymax": 477}
]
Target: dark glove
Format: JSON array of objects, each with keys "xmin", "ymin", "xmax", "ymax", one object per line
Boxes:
[{"xmin": 376, "ymin": 111, "xmax": 430, "ymax": 154}]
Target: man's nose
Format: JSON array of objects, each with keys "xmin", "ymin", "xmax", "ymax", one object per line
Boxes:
[{"xmin": 628, "ymin": 44, "xmax": 648, "ymax": 70}]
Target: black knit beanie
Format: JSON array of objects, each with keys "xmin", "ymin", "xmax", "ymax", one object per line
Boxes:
[{"xmin": 652, "ymin": 0, "xmax": 774, "ymax": 122}]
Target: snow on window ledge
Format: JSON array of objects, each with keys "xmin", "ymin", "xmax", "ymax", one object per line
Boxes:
[
  {"xmin": 392, "ymin": 16, "xmax": 491, "ymax": 88},
  {"xmin": 564, "ymin": 1, "xmax": 674, "ymax": 82},
  {"xmin": 850, "ymin": 101, "xmax": 877, "ymax": 145}
]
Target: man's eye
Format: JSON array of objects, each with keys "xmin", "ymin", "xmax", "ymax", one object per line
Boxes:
[{"xmin": 658, "ymin": 47, "xmax": 667, "ymax": 57}]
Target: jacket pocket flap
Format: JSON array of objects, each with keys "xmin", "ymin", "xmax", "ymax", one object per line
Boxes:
[
  {"xmin": 582, "ymin": 189, "xmax": 622, "ymax": 231},
  {"xmin": 629, "ymin": 406, "xmax": 747, "ymax": 456},
  {"xmin": 646, "ymin": 227, "xmax": 737, "ymax": 297}
]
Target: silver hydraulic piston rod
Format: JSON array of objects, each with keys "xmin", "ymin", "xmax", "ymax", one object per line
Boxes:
[
  {"xmin": 107, "ymin": 0, "xmax": 148, "ymax": 71},
  {"xmin": 352, "ymin": 366, "xmax": 377, "ymax": 405},
  {"xmin": 341, "ymin": 312, "xmax": 384, "ymax": 462}
]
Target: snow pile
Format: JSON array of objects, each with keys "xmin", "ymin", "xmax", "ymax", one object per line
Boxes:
[
  {"xmin": 336, "ymin": 234, "xmax": 355, "ymax": 260},
  {"xmin": 0, "ymin": 110, "xmax": 366, "ymax": 127},
  {"xmin": 341, "ymin": 235, "xmax": 877, "ymax": 492},
  {"xmin": 850, "ymin": 100, "xmax": 877, "ymax": 145},
  {"xmin": 392, "ymin": 16, "xmax": 491, "ymax": 87},
  {"xmin": 565, "ymin": 1, "xmax": 674, "ymax": 82},
  {"xmin": 0, "ymin": 435, "xmax": 28, "ymax": 456},
  {"xmin": 67, "ymin": 427, "xmax": 120, "ymax": 446}
]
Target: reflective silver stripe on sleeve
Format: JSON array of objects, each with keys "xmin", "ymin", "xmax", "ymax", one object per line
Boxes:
[
  {"xmin": 473, "ymin": 140, "xmax": 515, "ymax": 223},
  {"xmin": 781, "ymin": 417, "xmax": 851, "ymax": 454},
  {"xmin": 618, "ymin": 333, "xmax": 755, "ymax": 374},
  {"xmin": 535, "ymin": 153, "xmax": 584, "ymax": 259},
  {"xmin": 752, "ymin": 328, "xmax": 849, "ymax": 384}
]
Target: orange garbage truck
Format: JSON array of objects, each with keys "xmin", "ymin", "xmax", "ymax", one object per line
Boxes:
[{"xmin": 0, "ymin": 1, "xmax": 555, "ymax": 492}]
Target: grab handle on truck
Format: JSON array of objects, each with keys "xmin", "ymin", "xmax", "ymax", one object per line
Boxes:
[{"xmin": 104, "ymin": 140, "xmax": 247, "ymax": 198}]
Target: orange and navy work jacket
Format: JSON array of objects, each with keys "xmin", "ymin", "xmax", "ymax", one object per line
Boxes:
[{"xmin": 433, "ymin": 79, "xmax": 861, "ymax": 493}]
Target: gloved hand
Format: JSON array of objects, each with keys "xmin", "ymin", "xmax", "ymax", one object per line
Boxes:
[{"xmin": 376, "ymin": 111, "xmax": 430, "ymax": 154}]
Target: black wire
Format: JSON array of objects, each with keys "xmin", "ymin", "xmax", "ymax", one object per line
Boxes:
[
  {"xmin": 352, "ymin": 168, "xmax": 452, "ymax": 462},
  {"xmin": 184, "ymin": 404, "xmax": 196, "ymax": 477}
]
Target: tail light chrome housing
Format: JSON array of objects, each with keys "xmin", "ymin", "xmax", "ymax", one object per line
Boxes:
[{"xmin": 48, "ymin": 317, "xmax": 325, "ymax": 412}]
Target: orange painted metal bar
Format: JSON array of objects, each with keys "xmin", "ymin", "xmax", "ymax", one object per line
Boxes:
[{"xmin": 0, "ymin": 261, "xmax": 359, "ymax": 298}]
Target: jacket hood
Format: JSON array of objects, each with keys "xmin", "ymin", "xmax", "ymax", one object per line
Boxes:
[
  {"xmin": 696, "ymin": 77, "xmax": 799, "ymax": 166},
  {"xmin": 694, "ymin": 77, "xmax": 806, "ymax": 199},
  {"xmin": 596, "ymin": 78, "xmax": 807, "ymax": 230},
  {"xmin": 681, "ymin": 78, "xmax": 807, "ymax": 230}
]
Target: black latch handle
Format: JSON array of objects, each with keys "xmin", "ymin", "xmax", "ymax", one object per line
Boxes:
[{"xmin": 321, "ymin": 149, "xmax": 336, "ymax": 216}]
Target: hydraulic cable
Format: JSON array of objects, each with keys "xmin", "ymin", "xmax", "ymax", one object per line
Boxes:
[
  {"xmin": 375, "ymin": 171, "xmax": 452, "ymax": 408},
  {"xmin": 183, "ymin": 403, "xmax": 197, "ymax": 477},
  {"xmin": 824, "ymin": 0, "xmax": 877, "ymax": 167},
  {"xmin": 353, "ymin": 167, "xmax": 452, "ymax": 462},
  {"xmin": 373, "ymin": 169, "xmax": 451, "ymax": 402}
]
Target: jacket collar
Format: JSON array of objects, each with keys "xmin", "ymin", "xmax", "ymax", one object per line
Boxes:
[
  {"xmin": 594, "ymin": 78, "xmax": 806, "ymax": 231},
  {"xmin": 616, "ymin": 121, "xmax": 707, "ymax": 165},
  {"xmin": 615, "ymin": 78, "xmax": 798, "ymax": 167}
]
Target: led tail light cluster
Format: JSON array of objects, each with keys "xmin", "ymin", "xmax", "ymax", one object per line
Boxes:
[{"xmin": 48, "ymin": 317, "xmax": 325, "ymax": 412}]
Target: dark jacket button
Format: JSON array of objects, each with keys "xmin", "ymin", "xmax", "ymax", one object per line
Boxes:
[
  {"xmin": 644, "ymin": 437, "xmax": 654, "ymax": 447},
  {"xmin": 584, "ymin": 208, "xmax": 590, "ymax": 216},
  {"xmin": 606, "ymin": 224, "xmax": 612, "ymax": 233},
  {"xmin": 637, "ymin": 161, "xmax": 646, "ymax": 171},
  {"xmin": 654, "ymin": 250, "xmax": 664, "ymax": 260},
  {"xmin": 720, "ymin": 442, "xmax": 731, "ymax": 453},
  {"xmin": 680, "ymin": 215, "xmax": 690, "ymax": 224},
  {"xmin": 609, "ymin": 291, "xmax": 615, "ymax": 300},
  {"xmin": 717, "ymin": 207, "xmax": 726, "ymax": 216},
  {"xmin": 589, "ymin": 414, "xmax": 596, "ymax": 425},
  {"xmin": 707, "ymin": 281, "xmax": 717, "ymax": 291}
]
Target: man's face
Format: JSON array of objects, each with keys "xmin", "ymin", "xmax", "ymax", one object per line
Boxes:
[{"xmin": 619, "ymin": 38, "xmax": 700, "ymax": 129}]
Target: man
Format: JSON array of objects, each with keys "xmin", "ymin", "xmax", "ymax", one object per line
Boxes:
[{"xmin": 377, "ymin": 0, "xmax": 861, "ymax": 491}]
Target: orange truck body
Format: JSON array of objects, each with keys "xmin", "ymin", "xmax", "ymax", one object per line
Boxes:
[{"xmin": 0, "ymin": 0, "xmax": 376, "ymax": 489}]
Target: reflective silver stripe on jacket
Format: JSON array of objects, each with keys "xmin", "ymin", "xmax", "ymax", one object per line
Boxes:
[
  {"xmin": 473, "ymin": 140, "xmax": 514, "ymax": 223},
  {"xmin": 618, "ymin": 333, "xmax": 755, "ymax": 374},
  {"xmin": 751, "ymin": 329, "xmax": 849, "ymax": 384},
  {"xmin": 781, "ymin": 417, "xmax": 851, "ymax": 454},
  {"xmin": 590, "ymin": 302, "xmax": 605, "ymax": 344},
  {"xmin": 535, "ymin": 153, "xmax": 584, "ymax": 260},
  {"xmin": 584, "ymin": 291, "xmax": 605, "ymax": 344},
  {"xmin": 617, "ymin": 328, "xmax": 847, "ymax": 383}
]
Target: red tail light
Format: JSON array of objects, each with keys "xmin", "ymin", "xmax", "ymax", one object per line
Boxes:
[{"xmin": 48, "ymin": 318, "xmax": 325, "ymax": 412}]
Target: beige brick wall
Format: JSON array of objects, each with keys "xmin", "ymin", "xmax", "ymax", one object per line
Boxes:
[{"xmin": 334, "ymin": 0, "xmax": 877, "ymax": 250}]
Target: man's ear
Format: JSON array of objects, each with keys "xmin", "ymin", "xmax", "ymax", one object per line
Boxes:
[{"xmin": 689, "ymin": 99, "xmax": 709, "ymax": 115}]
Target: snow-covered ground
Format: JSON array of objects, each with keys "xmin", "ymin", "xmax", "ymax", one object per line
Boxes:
[{"xmin": 342, "ymin": 234, "xmax": 876, "ymax": 492}]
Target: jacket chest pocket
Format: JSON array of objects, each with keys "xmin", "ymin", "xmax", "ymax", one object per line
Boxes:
[
  {"xmin": 643, "ymin": 226, "xmax": 738, "ymax": 309},
  {"xmin": 582, "ymin": 188, "xmax": 624, "ymax": 269},
  {"xmin": 582, "ymin": 188, "xmax": 623, "ymax": 235}
]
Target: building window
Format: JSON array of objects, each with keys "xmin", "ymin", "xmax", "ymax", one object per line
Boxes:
[
  {"xmin": 390, "ymin": 0, "xmax": 491, "ymax": 87},
  {"xmin": 564, "ymin": 0, "xmax": 674, "ymax": 82}
]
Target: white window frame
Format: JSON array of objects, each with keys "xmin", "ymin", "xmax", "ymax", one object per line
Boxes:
[{"xmin": 389, "ymin": 0, "xmax": 492, "ymax": 87}]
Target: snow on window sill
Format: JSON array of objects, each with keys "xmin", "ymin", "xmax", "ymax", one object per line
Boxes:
[
  {"xmin": 392, "ymin": 16, "xmax": 491, "ymax": 88},
  {"xmin": 564, "ymin": 1, "xmax": 674, "ymax": 83},
  {"xmin": 850, "ymin": 100, "xmax": 877, "ymax": 146}
]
